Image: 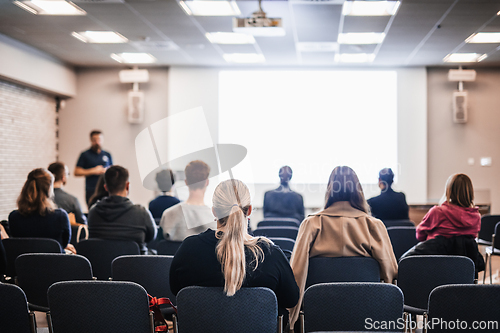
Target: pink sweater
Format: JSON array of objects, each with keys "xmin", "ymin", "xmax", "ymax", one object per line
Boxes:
[{"xmin": 416, "ymin": 202, "xmax": 481, "ymax": 242}]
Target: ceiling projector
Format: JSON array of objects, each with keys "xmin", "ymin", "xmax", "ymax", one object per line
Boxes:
[{"xmin": 233, "ymin": 1, "xmax": 285, "ymax": 37}]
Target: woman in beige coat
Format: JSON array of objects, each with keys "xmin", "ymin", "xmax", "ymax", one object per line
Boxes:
[{"xmin": 288, "ymin": 166, "xmax": 398, "ymax": 328}]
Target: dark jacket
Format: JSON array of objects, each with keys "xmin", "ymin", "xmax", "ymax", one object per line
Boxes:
[
  {"xmin": 148, "ymin": 195, "xmax": 180, "ymax": 220},
  {"xmin": 400, "ymin": 235, "xmax": 485, "ymax": 277},
  {"xmin": 53, "ymin": 188, "xmax": 87, "ymax": 224},
  {"xmin": 170, "ymin": 229, "xmax": 299, "ymax": 320},
  {"xmin": 9, "ymin": 208, "xmax": 71, "ymax": 248},
  {"xmin": 263, "ymin": 185, "xmax": 305, "ymax": 222},
  {"xmin": 88, "ymin": 195, "xmax": 157, "ymax": 253},
  {"xmin": 368, "ymin": 187, "xmax": 409, "ymax": 221}
]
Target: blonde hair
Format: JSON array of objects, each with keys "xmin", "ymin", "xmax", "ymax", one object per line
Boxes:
[
  {"xmin": 442, "ymin": 173, "xmax": 474, "ymax": 208},
  {"xmin": 212, "ymin": 179, "xmax": 270, "ymax": 296},
  {"xmin": 17, "ymin": 168, "xmax": 56, "ymax": 216}
]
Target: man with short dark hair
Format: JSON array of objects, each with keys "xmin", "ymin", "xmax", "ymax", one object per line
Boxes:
[
  {"xmin": 48, "ymin": 162, "xmax": 87, "ymax": 224},
  {"xmin": 148, "ymin": 169, "xmax": 180, "ymax": 221},
  {"xmin": 75, "ymin": 130, "xmax": 113, "ymax": 207},
  {"xmin": 160, "ymin": 160, "xmax": 216, "ymax": 241},
  {"xmin": 263, "ymin": 166, "xmax": 305, "ymax": 222},
  {"xmin": 368, "ymin": 168, "xmax": 409, "ymax": 221},
  {"xmin": 88, "ymin": 165, "xmax": 157, "ymax": 254}
]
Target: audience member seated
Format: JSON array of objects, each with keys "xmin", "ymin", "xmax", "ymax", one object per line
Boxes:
[
  {"xmin": 368, "ymin": 168, "xmax": 409, "ymax": 221},
  {"xmin": 263, "ymin": 166, "xmax": 305, "ymax": 222},
  {"xmin": 8, "ymin": 168, "xmax": 76, "ymax": 253},
  {"xmin": 149, "ymin": 169, "xmax": 180, "ymax": 220},
  {"xmin": 160, "ymin": 160, "xmax": 216, "ymax": 241},
  {"xmin": 170, "ymin": 179, "xmax": 299, "ymax": 324},
  {"xmin": 0, "ymin": 223, "xmax": 8, "ymax": 276},
  {"xmin": 87, "ymin": 174, "xmax": 107, "ymax": 208},
  {"xmin": 48, "ymin": 162, "xmax": 87, "ymax": 224},
  {"xmin": 88, "ymin": 165, "xmax": 157, "ymax": 254},
  {"xmin": 401, "ymin": 173, "xmax": 484, "ymax": 273},
  {"xmin": 288, "ymin": 166, "xmax": 397, "ymax": 328}
]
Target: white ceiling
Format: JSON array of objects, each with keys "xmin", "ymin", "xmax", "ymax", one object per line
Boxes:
[{"xmin": 1, "ymin": 0, "xmax": 500, "ymax": 67}]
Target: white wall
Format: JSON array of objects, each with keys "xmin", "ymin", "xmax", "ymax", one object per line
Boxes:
[
  {"xmin": 58, "ymin": 68, "xmax": 169, "ymax": 210},
  {"xmin": 168, "ymin": 67, "xmax": 428, "ymax": 208},
  {"xmin": 0, "ymin": 34, "xmax": 76, "ymax": 97},
  {"xmin": 427, "ymin": 67, "xmax": 500, "ymax": 213}
]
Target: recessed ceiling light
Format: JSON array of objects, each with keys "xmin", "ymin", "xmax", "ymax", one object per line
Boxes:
[
  {"xmin": 179, "ymin": 1, "xmax": 240, "ymax": 16},
  {"xmin": 223, "ymin": 53, "xmax": 265, "ymax": 63},
  {"xmin": 465, "ymin": 32, "xmax": 500, "ymax": 43},
  {"xmin": 342, "ymin": 1, "xmax": 400, "ymax": 16},
  {"xmin": 335, "ymin": 53, "xmax": 376, "ymax": 63},
  {"xmin": 72, "ymin": 31, "xmax": 128, "ymax": 44},
  {"xmin": 13, "ymin": 0, "xmax": 86, "ymax": 15},
  {"xmin": 443, "ymin": 53, "xmax": 486, "ymax": 63},
  {"xmin": 111, "ymin": 53, "xmax": 156, "ymax": 64},
  {"xmin": 205, "ymin": 32, "xmax": 255, "ymax": 44},
  {"xmin": 338, "ymin": 32, "xmax": 386, "ymax": 44}
]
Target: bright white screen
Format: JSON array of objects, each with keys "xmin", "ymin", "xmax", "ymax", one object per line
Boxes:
[{"xmin": 219, "ymin": 70, "xmax": 398, "ymax": 184}]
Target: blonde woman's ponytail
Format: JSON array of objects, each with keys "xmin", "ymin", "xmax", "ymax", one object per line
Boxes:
[
  {"xmin": 216, "ymin": 205, "xmax": 247, "ymax": 296},
  {"xmin": 213, "ymin": 180, "xmax": 270, "ymax": 296}
]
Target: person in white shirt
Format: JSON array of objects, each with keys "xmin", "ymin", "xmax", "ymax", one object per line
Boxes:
[{"xmin": 160, "ymin": 160, "xmax": 216, "ymax": 241}]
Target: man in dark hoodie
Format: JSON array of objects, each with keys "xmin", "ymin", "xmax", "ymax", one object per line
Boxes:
[{"xmin": 88, "ymin": 165, "xmax": 157, "ymax": 254}]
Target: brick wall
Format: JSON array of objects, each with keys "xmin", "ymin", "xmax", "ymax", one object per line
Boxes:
[{"xmin": 0, "ymin": 80, "xmax": 58, "ymax": 221}]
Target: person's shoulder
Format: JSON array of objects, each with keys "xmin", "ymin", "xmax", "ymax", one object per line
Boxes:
[
  {"xmin": 8, "ymin": 210, "xmax": 21, "ymax": 220},
  {"xmin": 102, "ymin": 150, "xmax": 112, "ymax": 157}
]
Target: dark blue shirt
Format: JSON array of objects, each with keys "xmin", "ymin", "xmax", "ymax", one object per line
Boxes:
[
  {"xmin": 148, "ymin": 195, "xmax": 181, "ymax": 220},
  {"xmin": 263, "ymin": 185, "xmax": 305, "ymax": 222},
  {"xmin": 8, "ymin": 208, "xmax": 71, "ymax": 249},
  {"xmin": 76, "ymin": 148, "xmax": 112, "ymax": 193}
]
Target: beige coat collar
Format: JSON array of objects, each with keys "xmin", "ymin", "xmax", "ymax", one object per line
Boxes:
[{"xmin": 310, "ymin": 201, "xmax": 367, "ymax": 218}]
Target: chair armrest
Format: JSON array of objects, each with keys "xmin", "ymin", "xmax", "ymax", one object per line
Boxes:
[
  {"xmin": 299, "ymin": 311, "xmax": 305, "ymax": 333},
  {"xmin": 29, "ymin": 311, "xmax": 37, "ymax": 333},
  {"xmin": 277, "ymin": 315, "xmax": 283, "ymax": 333},
  {"xmin": 172, "ymin": 313, "xmax": 179, "ymax": 333}
]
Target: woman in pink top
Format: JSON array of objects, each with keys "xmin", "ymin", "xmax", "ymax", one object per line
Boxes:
[
  {"xmin": 417, "ymin": 173, "xmax": 480, "ymax": 241},
  {"xmin": 401, "ymin": 173, "xmax": 484, "ymax": 274}
]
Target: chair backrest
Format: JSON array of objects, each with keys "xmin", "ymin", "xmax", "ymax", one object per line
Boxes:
[
  {"xmin": 15, "ymin": 253, "xmax": 93, "ymax": 309},
  {"xmin": 427, "ymin": 284, "xmax": 500, "ymax": 333},
  {"xmin": 257, "ymin": 218, "xmax": 300, "ymax": 228},
  {"xmin": 493, "ymin": 221, "xmax": 500, "ymax": 250},
  {"xmin": 75, "ymin": 239, "xmax": 140, "ymax": 280},
  {"xmin": 252, "ymin": 226, "xmax": 298, "ymax": 240},
  {"xmin": 2, "ymin": 237, "xmax": 63, "ymax": 278},
  {"xmin": 48, "ymin": 281, "xmax": 151, "ymax": 333},
  {"xmin": 112, "ymin": 255, "xmax": 176, "ymax": 304},
  {"xmin": 305, "ymin": 256, "xmax": 381, "ymax": 288},
  {"xmin": 478, "ymin": 215, "xmax": 500, "ymax": 243},
  {"xmin": 0, "ymin": 283, "xmax": 35, "ymax": 333},
  {"xmin": 397, "ymin": 255, "xmax": 475, "ymax": 310},
  {"xmin": 157, "ymin": 239, "xmax": 183, "ymax": 255},
  {"xmin": 268, "ymin": 237, "xmax": 295, "ymax": 252},
  {"xmin": 387, "ymin": 226, "xmax": 418, "ymax": 260},
  {"xmin": 176, "ymin": 286, "xmax": 277, "ymax": 333},
  {"xmin": 303, "ymin": 282, "xmax": 404, "ymax": 332},
  {"xmin": 383, "ymin": 219, "xmax": 415, "ymax": 228}
]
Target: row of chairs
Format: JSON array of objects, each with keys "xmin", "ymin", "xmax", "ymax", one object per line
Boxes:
[
  {"xmin": 5, "ymin": 280, "xmax": 499, "ymax": 333},
  {"xmin": 305, "ymin": 255, "xmax": 476, "ymax": 321},
  {"xmin": 13, "ymin": 253, "xmax": 176, "ymax": 313},
  {"xmin": 2, "ymin": 238, "xmax": 182, "ymax": 280},
  {"xmin": 300, "ymin": 282, "xmax": 500, "ymax": 333}
]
